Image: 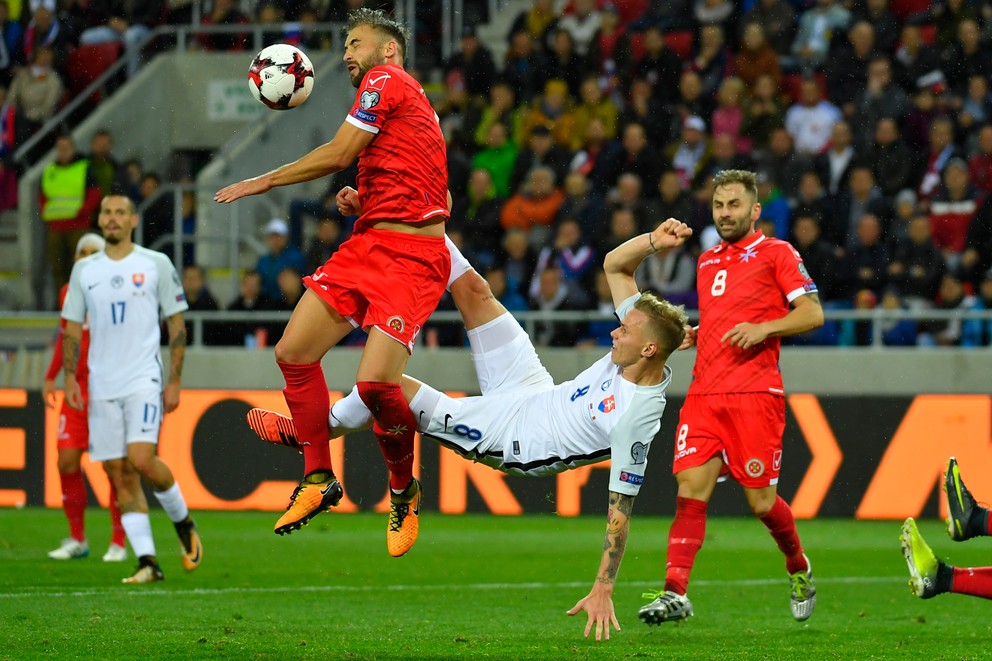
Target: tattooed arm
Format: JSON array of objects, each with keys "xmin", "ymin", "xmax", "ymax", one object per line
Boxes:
[
  {"xmin": 566, "ymin": 490, "xmax": 636, "ymax": 641},
  {"xmin": 63, "ymin": 320, "xmax": 84, "ymax": 410},
  {"xmin": 163, "ymin": 312, "xmax": 186, "ymax": 413}
]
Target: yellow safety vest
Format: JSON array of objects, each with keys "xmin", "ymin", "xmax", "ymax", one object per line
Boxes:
[{"xmin": 41, "ymin": 160, "xmax": 89, "ymax": 222}]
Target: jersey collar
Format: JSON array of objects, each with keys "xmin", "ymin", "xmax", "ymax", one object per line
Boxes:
[{"xmin": 720, "ymin": 230, "xmax": 766, "ymax": 252}]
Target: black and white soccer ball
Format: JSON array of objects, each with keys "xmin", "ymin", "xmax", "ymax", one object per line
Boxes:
[{"xmin": 248, "ymin": 44, "xmax": 315, "ymax": 110}]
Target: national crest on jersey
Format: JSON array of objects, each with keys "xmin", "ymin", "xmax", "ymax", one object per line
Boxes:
[{"xmin": 691, "ymin": 231, "xmax": 817, "ymax": 396}]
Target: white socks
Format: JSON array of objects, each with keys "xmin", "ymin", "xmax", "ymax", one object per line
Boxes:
[
  {"xmin": 330, "ymin": 385, "xmax": 372, "ymax": 430},
  {"xmin": 153, "ymin": 482, "xmax": 189, "ymax": 523},
  {"xmin": 120, "ymin": 512, "xmax": 155, "ymax": 558}
]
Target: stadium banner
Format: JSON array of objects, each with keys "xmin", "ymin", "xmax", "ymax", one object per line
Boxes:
[{"xmin": 1, "ymin": 388, "xmax": 989, "ymax": 519}]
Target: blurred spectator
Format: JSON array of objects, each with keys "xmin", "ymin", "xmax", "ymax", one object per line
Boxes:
[
  {"xmin": 740, "ymin": 73, "xmax": 786, "ymax": 154},
  {"xmin": 693, "ymin": 0, "xmax": 736, "ymax": 37},
  {"xmin": 607, "ymin": 172, "xmax": 652, "ymax": 228},
  {"xmin": 0, "ymin": 151, "xmax": 16, "ymax": 212},
  {"xmin": 792, "ymin": 213, "xmax": 843, "ymax": 301},
  {"xmin": 853, "ymin": 0, "xmax": 899, "ymax": 56},
  {"xmin": 23, "ymin": 2, "xmax": 70, "ymax": 71},
  {"xmin": 670, "ymin": 70, "xmax": 713, "ymax": 131},
  {"xmin": 785, "ymin": 78, "xmax": 843, "ymax": 156},
  {"xmin": 571, "ymin": 76, "xmax": 618, "ymax": 151},
  {"xmin": 511, "ymin": 124, "xmax": 573, "ymax": 195},
  {"xmin": 663, "ymin": 116, "xmax": 712, "ymax": 189},
  {"xmin": 226, "ymin": 269, "xmax": 273, "ymax": 347},
  {"xmin": 119, "ymin": 158, "xmax": 142, "ymax": 199},
  {"xmin": 793, "ymin": 170, "xmax": 832, "ymax": 224},
  {"xmin": 742, "ymin": 0, "xmax": 795, "ymax": 57},
  {"xmin": 841, "ymin": 213, "xmax": 890, "ymax": 298},
  {"xmin": 443, "ymin": 25, "xmax": 495, "ymax": 100},
  {"xmin": 456, "ymin": 167, "xmax": 505, "ymax": 271},
  {"xmin": 521, "ymin": 78, "xmax": 576, "ymax": 149},
  {"xmin": 499, "ymin": 165, "xmax": 564, "ymax": 246},
  {"xmin": 435, "ymin": 70, "xmax": 474, "ymax": 151},
  {"xmin": 198, "ymin": 0, "xmax": 249, "ymax": 51},
  {"xmin": 962, "ymin": 275, "xmax": 992, "ymax": 346},
  {"xmin": 273, "ymin": 266, "xmax": 304, "ymax": 311},
  {"xmin": 617, "ymin": 122, "xmax": 662, "ymax": 191},
  {"xmin": 530, "ymin": 265, "xmax": 585, "ymax": 347},
  {"xmin": 86, "ymin": 129, "xmax": 121, "ymax": 197},
  {"xmin": 824, "ymin": 21, "xmax": 876, "ymax": 117},
  {"xmin": 955, "ymin": 75, "xmax": 992, "ymax": 136},
  {"xmin": 39, "ymin": 134, "xmax": 100, "ymax": 293},
  {"xmin": 928, "ymin": 157, "xmax": 980, "ymax": 272},
  {"xmin": 903, "ymin": 88, "xmax": 944, "ymax": 153},
  {"xmin": 569, "ymin": 116, "xmax": 623, "ymax": 196},
  {"xmin": 474, "ymin": 82, "xmax": 524, "ymax": 149},
  {"xmin": 545, "ymin": 28, "xmax": 584, "ymax": 98},
  {"xmin": 255, "ymin": 219, "xmax": 306, "ymax": 302},
  {"xmin": 933, "ymin": 0, "xmax": 980, "ymax": 52},
  {"xmin": 497, "ymin": 228, "xmax": 536, "ymax": 299},
  {"xmin": 529, "ymin": 217, "xmax": 595, "ymax": 303},
  {"xmin": 557, "ymin": 0, "xmax": 600, "ymax": 59},
  {"xmin": 838, "ymin": 288, "xmax": 878, "ymax": 346},
  {"xmin": 961, "ymin": 194, "xmax": 992, "ymax": 285},
  {"xmin": 579, "ymin": 270, "xmax": 619, "ymax": 347},
  {"xmin": 8, "ymin": 44, "xmax": 61, "ymax": 147},
  {"xmin": 181, "ymin": 264, "xmax": 223, "ymax": 345},
  {"xmin": 893, "ymin": 24, "xmax": 941, "ymax": 95},
  {"xmin": 830, "ymin": 164, "xmax": 892, "ymax": 249},
  {"xmin": 619, "ymin": 76, "xmax": 674, "ymax": 148},
  {"xmin": 734, "ymin": 22, "xmax": 781, "ymax": 92},
  {"xmin": 637, "ymin": 239, "xmax": 696, "ymax": 307},
  {"xmin": 647, "ymin": 169, "xmax": 697, "ymax": 239},
  {"xmin": 137, "ymin": 172, "xmax": 174, "ymax": 255},
  {"xmin": 586, "ymin": 4, "xmax": 630, "ymax": 82},
  {"xmin": 753, "ymin": 127, "xmax": 809, "ymax": 202},
  {"xmin": 297, "ymin": 7, "xmax": 334, "ymax": 52},
  {"xmin": 813, "ymin": 121, "xmax": 856, "ymax": 196},
  {"xmin": 791, "ymin": 0, "xmax": 851, "ymax": 72},
  {"xmin": 0, "ymin": 1, "xmax": 22, "ymax": 87},
  {"xmin": 851, "ymin": 58, "xmax": 910, "ymax": 149},
  {"xmin": 484, "ymin": 266, "xmax": 528, "ymax": 313},
  {"xmin": 508, "ymin": 0, "xmax": 557, "ymax": 45},
  {"xmin": 471, "ymin": 121, "xmax": 518, "ymax": 198},
  {"xmin": 918, "ymin": 274, "xmax": 975, "ymax": 346},
  {"xmin": 79, "ymin": 0, "xmax": 163, "ymax": 78},
  {"xmin": 502, "ymin": 30, "xmax": 550, "ymax": 104},
  {"xmin": 940, "ymin": 19, "xmax": 992, "ymax": 96},
  {"xmin": 628, "ymin": 0, "xmax": 692, "ymax": 32},
  {"xmin": 304, "ymin": 216, "xmax": 342, "ymax": 275},
  {"xmin": 687, "ymin": 23, "xmax": 732, "ymax": 100},
  {"xmin": 756, "ymin": 171, "xmax": 791, "ymax": 240},
  {"xmin": 708, "ymin": 133, "xmax": 756, "ymax": 176},
  {"xmin": 889, "ymin": 188, "xmax": 920, "ymax": 248},
  {"xmin": 597, "ymin": 206, "xmax": 639, "ymax": 254},
  {"xmin": 556, "ymin": 171, "xmax": 603, "ymax": 238},
  {"xmin": 887, "ymin": 215, "xmax": 946, "ymax": 304},
  {"xmin": 918, "ymin": 116, "xmax": 961, "ymax": 203},
  {"xmin": 711, "ymin": 77, "xmax": 750, "ymax": 154},
  {"xmin": 879, "ymin": 288, "xmax": 920, "ymax": 346},
  {"xmin": 865, "ymin": 118, "xmax": 917, "ymax": 199},
  {"xmin": 179, "ymin": 189, "xmax": 197, "ymax": 266},
  {"xmin": 630, "ymin": 26, "xmax": 683, "ymax": 107}
]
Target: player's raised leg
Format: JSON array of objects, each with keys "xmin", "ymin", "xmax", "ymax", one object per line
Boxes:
[
  {"xmin": 272, "ymin": 290, "xmax": 353, "ymax": 535},
  {"xmin": 945, "ymin": 457, "xmax": 991, "ymax": 541}
]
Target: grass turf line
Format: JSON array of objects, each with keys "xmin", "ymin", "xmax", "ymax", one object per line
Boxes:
[{"xmin": 1, "ymin": 509, "xmax": 989, "ymax": 660}]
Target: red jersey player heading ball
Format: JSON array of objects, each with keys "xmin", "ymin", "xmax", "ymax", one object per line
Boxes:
[
  {"xmin": 639, "ymin": 169, "xmax": 825, "ymax": 626},
  {"xmin": 215, "ymin": 9, "xmax": 449, "ymax": 557}
]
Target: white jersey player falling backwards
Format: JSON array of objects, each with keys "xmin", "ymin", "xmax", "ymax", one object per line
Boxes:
[{"xmin": 248, "ymin": 217, "xmax": 694, "ymax": 641}]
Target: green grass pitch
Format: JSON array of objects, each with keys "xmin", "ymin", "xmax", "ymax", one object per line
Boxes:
[{"xmin": 1, "ymin": 509, "xmax": 989, "ymax": 660}]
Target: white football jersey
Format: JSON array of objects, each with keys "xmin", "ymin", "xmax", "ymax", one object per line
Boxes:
[{"xmin": 62, "ymin": 245, "xmax": 188, "ymax": 399}]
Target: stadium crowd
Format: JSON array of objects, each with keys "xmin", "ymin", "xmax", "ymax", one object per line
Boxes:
[{"xmin": 26, "ymin": 0, "xmax": 992, "ymax": 348}]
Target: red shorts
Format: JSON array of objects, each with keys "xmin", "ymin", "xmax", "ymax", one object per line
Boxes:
[
  {"xmin": 57, "ymin": 403, "xmax": 89, "ymax": 451},
  {"xmin": 673, "ymin": 392, "xmax": 785, "ymax": 488},
  {"xmin": 303, "ymin": 228, "xmax": 450, "ymax": 353}
]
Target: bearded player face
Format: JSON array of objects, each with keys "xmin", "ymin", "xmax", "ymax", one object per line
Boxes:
[
  {"xmin": 712, "ymin": 183, "xmax": 761, "ymax": 244},
  {"xmin": 344, "ymin": 24, "xmax": 389, "ymax": 88}
]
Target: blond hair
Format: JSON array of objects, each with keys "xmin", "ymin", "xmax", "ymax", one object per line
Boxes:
[
  {"xmin": 634, "ymin": 292, "xmax": 688, "ymax": 356},
  {"xmin": 712, "ymin": 169, "xmax": 758, "ymax": 202}
]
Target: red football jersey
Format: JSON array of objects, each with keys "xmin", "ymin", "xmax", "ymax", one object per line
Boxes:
[
  {"xmin": 46, "ymin": 283, "xmax": 90, "ymax": 392},
  {"xmin": 689, "ymin": 231, "xmax": 817, "ymax": 395},
  {"xmin": 345, "ymin": 64, "xmax": 449, "ymax": 232}
]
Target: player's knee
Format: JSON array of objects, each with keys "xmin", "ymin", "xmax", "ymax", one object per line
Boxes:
[
  {"xmin": 748, "ymin": 496, "xmax": 776, "ymax": 517},
  {"xmin": 451, "ymin": 269, "xmax": 491, "ymax": 306},
  {"xmin": 274, "ymin": 338, "xmax": 302, "ymax": 364},
  {"xmin": 57, "ymin": 455, "xmax": 80, "ymax": 474}
]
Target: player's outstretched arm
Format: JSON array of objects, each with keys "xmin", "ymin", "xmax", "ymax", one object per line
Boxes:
[
  {"xmin": 164, "ymin": 313, "xmax": 186, "ymax": 413},
  {"xmin": 62, "ymin": 321, "xmax": 84, "ymax": 411},
  {"xmin": 603, "ymin": 219, "xmax": 692, "ymax": 307},
  {"xmin": 214, "ymin": 122, "xmax": 375, "ymax": 203},
  {"xmin": 566, "ymin": 491, "xmax": 635, "ymax": 641}
]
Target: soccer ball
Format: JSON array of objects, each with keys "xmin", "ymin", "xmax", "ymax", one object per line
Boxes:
[{"xmin": 248, "ymin": 44, "xmax": 315, "ymax": 110}]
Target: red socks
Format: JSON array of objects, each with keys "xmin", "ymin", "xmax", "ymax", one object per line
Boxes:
[
  {"xmin": 952, "ymin": 566, "xmax": 992, "ymax": 600},
  {"xmin": 357, "ymin": 381, "xmax": 415, "ymax": 491},
  {"xmin": 60, "ymin": 470, "xmax": 86, "ymax": 542},
  {"xmin": 279, "ymin": 361, "xmax": 333, "ymax": 475},
  {"xmin": 664, "ymin": 496, "xmax": 708, "ymax": 595},
  {"xmin": 759, "ymin": 495, "xmax": 807, "ymax": 575},
  {"xmin": 109, "ymin": 483, "xmax": 125, "ymax": 547}
]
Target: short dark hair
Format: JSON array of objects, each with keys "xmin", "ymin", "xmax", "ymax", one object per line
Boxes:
[
  {"xmin": 347, "ymin": 8, "xmax": 410, "ymax": 64},
  {"xmin": 713, "ymin": 169, "xmax": 758, "ymax": 201}
]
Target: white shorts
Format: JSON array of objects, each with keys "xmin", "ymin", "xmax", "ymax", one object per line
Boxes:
[
  {"xmin": 420, "ymin": 314, "xmax": 553, "ymax": 466},
  {"xmin": 87, "ymin": 387, "xmax": 163, "ymax": 461}
]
